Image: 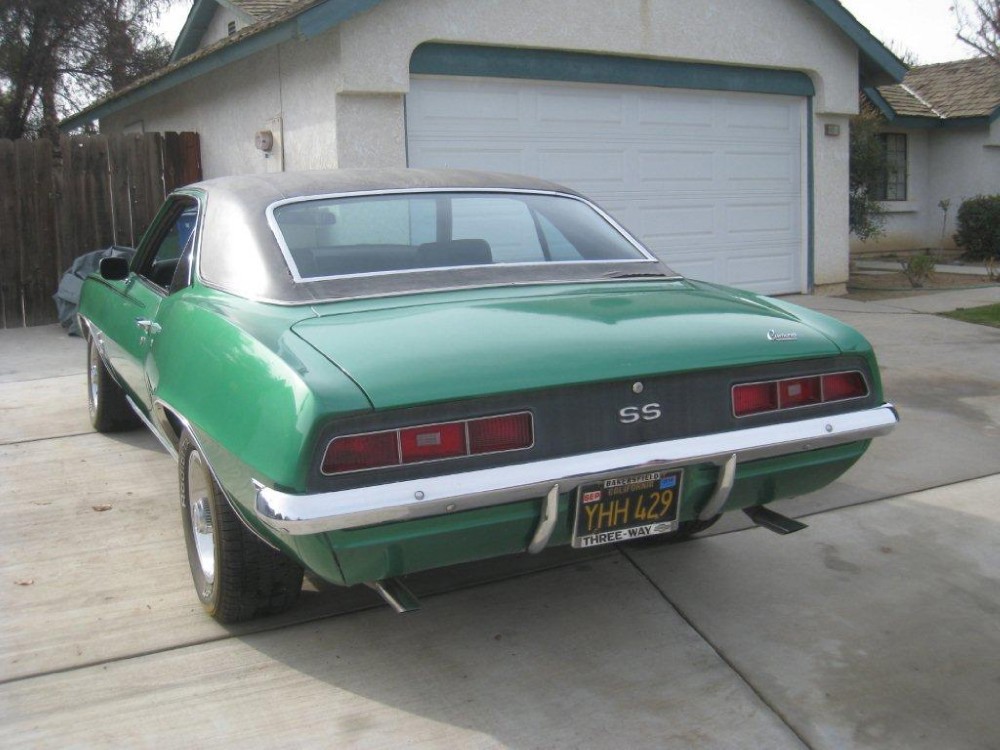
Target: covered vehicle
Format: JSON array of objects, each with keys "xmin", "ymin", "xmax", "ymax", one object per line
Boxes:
[{"xmin": 77, "ymin": 169, "xmax": 897, "ymax": 622}]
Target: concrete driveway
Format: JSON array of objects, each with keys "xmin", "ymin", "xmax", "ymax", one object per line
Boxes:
[{"xmin": 2, "ymin": 287, "xmax": 999, "ymax": 748}]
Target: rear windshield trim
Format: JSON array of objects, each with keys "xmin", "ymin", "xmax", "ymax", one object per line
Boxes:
[{"xmin": 265, "ymin": 187, "xmax": 658, "ymax": 283}]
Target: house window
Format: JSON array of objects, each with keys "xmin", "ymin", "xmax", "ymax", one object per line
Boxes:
[
  {"xmin": 874, "ymin": 133, "xmax": 907, "ymax": 201},
  {"xmin": 227, "ymin": 21, "xmax": 237, "ymax": 36}
]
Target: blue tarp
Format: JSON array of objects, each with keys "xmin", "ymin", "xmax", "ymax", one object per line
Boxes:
[{"xmin": 53, "ymin": 246, "xmax": 136, "ymax": 336}]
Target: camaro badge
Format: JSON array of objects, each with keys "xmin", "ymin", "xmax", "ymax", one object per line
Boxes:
[{"xmin": 767, "ymin": 329, "xmax": 798, "ymax": 342}]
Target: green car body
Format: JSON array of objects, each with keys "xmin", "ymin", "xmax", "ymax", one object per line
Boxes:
[{"xmin": 77, "ymin": 169, "xmax": 897, "ymax": 620}]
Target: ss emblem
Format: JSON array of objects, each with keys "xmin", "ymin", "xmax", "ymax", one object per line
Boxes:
[{"xmin": 618, "ymin": 403, "xmax": 662, "ymax": 424}]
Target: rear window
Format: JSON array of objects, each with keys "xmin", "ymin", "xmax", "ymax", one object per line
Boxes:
[{"xmin": 269, "ymin": 191, "xmax": 649, "ymax": 281}]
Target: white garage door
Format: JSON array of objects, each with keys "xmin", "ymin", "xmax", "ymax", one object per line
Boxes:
[{"xmin": 406, "ymin": 76, "xmax": 807, "ymax": 294}]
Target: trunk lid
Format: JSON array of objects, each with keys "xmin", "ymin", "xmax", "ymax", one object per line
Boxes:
[{"xmin": 292, "ymin": 281, "xmax": 842, "ymax": 409}]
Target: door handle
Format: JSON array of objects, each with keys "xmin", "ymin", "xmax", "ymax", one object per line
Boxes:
[{"xmin": 135, "ymin": 318, "xmax": 161, "ymax": 335}]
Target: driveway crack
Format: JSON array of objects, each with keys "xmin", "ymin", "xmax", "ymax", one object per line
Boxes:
[{"xmin": 618, "ymin": 545, "xmax": 815, "ymax": 750}]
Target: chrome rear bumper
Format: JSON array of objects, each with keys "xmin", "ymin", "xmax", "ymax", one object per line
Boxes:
[{"xmin": 255, "ymin": 404, "xmax": 898, "ymax": 536}]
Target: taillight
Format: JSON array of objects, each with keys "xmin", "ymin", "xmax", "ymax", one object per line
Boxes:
[
  {"xmin": 469, "ymin": 413, "xmax": 533, "ymax": 454},
  {"xmin": 732, "ymin": 382, "xmax": 778, "ymax": 416},
  {"xmin": 778, "ymin": 376, "xmax": 822, "ymax": 408},
  {"xmin": 733, "ymin": 371, "xmax": 868, "ymax": 417},
  {"xmin": 323, "ymin": 411, "xmax": 534, "ymax": 474},
  {"xmin": 400, "ymin": 422, "xmax": 467, "ymax": 463},
  {"xmin": 821, "ymin": 371, "xmax": 867, "ymax": 401},
  {"xmin": 322, "ymin": 431, "xmax": 399, "ymax": 473}
]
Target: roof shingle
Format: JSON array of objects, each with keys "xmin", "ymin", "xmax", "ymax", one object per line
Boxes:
[
  {"xmin": 877, "ymin": 57, "xmax": 1000, "ymax": 120},
  {"xmin": 228, "ymin": 0, "xmax": 303, "ymax": 20}
]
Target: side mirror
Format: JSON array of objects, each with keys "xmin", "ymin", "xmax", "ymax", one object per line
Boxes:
[{"xmin": 99, "ymin": 256, "xmax": 130, "ymax": 281}]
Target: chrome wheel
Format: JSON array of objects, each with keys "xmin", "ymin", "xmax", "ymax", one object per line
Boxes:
[
  {"xmin": 88, "ymin": 341, "xmax": 100, "ymax": 418},
  {"xmin": 178, "ymin": 430, "xmax": 304, "ymax": 622},
  {"xmin": 85, "ymin": 334, "xmax": 140, "ymax": 433},
  {"xmin": 186, "ymin": 450, "xmax": 216, "ymax": 584}
]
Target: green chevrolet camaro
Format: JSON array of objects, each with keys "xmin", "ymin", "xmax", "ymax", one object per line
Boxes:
[{"xmin": 78, "ymin": 169, "xmax": 897, "ymax": 622}]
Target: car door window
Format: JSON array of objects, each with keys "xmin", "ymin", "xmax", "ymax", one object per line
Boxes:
[{"xmin": 136, "ymin": 198, "xmax": 199, "ymax": 292}]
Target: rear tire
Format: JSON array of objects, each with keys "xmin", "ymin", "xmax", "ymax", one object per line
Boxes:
[
  {"xmin": 87, "ymin": 336, "xmax": 140, "ymax": 432},
  {"xmin": 179, "ymin": 432, "xmax": 303, "ymax": 623}
]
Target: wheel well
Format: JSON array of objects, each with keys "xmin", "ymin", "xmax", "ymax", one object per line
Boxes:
[{"xmin": 153, "ymin": 404, "xmax": 185, "ymax": 452}]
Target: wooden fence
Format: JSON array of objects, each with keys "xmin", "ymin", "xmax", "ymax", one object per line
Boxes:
[{"xmin": 0, "ymin": 132, "xmax": 201, "ymax": 329}]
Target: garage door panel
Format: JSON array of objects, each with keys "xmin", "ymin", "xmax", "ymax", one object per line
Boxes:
[
  {"xmin": 727, "ymin": 248, "xmax": 798, "ymax": 289},
  {"xmin": 726, "ymin": 201, "xmax": 796, "ymax": 237},
  {"xmin": 723, "ymin": 150, "xmax": 798, "ymax": 191},
  {"xmin": 537, "ymin": 92, "xmax": 626, "ymax": 129},
  {"xmin": 407, "ymin": 76, "xmax": 805, "ymax": 294},
  {"xmin": 407, "ymin": 144, "xmax": 527, "ymax": 173},
  {"xmin": 637, "ymin": 204, "xmax": 716, "ymax": 243},
  {"xmin": 536, "ymin": 149, "xmax": 627, "ymax": 189},
  {"xmin": 637, "ymin": 150, "xmax": 715, "ymax": 189},
  {"xmin": 408, "ymin": 83, "xmax": 522, "ymax": 129},
  {"xmin": 724, "ymin": 98, "xmax": 798, "ymax": 133},
  {"xmin": 637, "ymin": 91, "xmax": 718, "ymax": 131}
]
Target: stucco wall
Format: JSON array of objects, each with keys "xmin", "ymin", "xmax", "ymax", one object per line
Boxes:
[
  {"xmin": 928, "ymin": 129, "xmax": 1000, "ymax": 244},
  {"xmin": 101, "ymin": 0, "xmax": 866, "ymax": 289},
  {"xmin": 851, "ymin": 126, "xmax": 1000, "ymax": 254},
  {"xmin": 103, "ymin": 32, "xmax": 342, "ymax": 177},
  {"xmin": 812, "ymin": 113, "xmax": 852, "ymax": 287},
  {"xmin": 332, "ymin": 0, "xmax": 859, "ymax": 113}
]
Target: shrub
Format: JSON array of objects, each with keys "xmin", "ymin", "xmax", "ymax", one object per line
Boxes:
[
  {"xmin": 954, "ymin": 195, "xmax": 1000, "ymax": 280},
  {"xmin": 900, "ymin": 252, "xmax": 936, "ymax": 288},
  {"xmin": 848, "ymin": 111, "xmax": 887, "ymax": 241}
]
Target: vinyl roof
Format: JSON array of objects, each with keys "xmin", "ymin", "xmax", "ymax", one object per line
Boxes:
[{"xmin": 186, "ymin": 169, "xmax": 673, "ymax": 305}]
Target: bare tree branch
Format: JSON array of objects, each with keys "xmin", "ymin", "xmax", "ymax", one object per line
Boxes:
[{"xmin": 955, "ymin": 0, "xmax": 1000, "ymax": 64}]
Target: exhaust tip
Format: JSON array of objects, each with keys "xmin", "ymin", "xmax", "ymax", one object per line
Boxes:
[
  {"xmin": 743, "ymin": 505, "xmax": 808, "ymax": 535},
  {"xmin": 368, "ymin": 578, "xmax": 422, "ymax": 613}
]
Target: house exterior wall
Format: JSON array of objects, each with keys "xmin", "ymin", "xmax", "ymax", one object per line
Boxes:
[
  {"xmin": 850, "ymin": 125, "xmax": 1000, "ymax": 254},
  {"xmin": 101, "ymin": 0, "xmax": 865, "ymax": 289},
  {"xmin": 928, "ymin": 129, "xmax": 1000, "ymax": 245},
  {"xmin": 812, "ymin": 113, "xmax": 852, "ymax": 286},
  {"xmin": 103, "ymin": 33, "xmax": 342, "ymax": 177}
]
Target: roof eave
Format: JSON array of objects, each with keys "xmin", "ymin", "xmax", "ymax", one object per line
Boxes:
[
  {"xmin": 64, "ymin": 0, "xmax": 907, "ymax": 132},
  {"xmin": 860, "ymin": 91, "xmax": 994, "ymax": 130},
  {"xmin": 889, "ymin": 115, "xmax": 991, "ymax": 129},
  {"xmin": 170, "ymin": 0, "xmax": 220, "ymax": 63},
  {"xmin": 62, "ymin": 21, "xmax": 297, "ymax": 131},
  {"xmin": 862, "ymin": 86, "xmax": 897, "ymax": 120},
  {"xmin": 62, "ymin": 0, "xmax": 386, "ymax": 132},
  {"xmin": 802, "ymin": 0, "xmax": 908, "ymax": 85}
]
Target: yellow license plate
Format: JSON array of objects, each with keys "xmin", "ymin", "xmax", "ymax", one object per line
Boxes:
[{"xmin": 571, "ymin": 469, "xmax": 682, "ymax": 548}]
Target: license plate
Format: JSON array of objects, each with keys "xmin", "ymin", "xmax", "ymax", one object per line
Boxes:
[{"xmin": 571, "ymin": 469, "xmax": 682, "ymax": 548}]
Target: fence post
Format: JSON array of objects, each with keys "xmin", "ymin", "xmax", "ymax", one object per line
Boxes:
[{"xmin": 0, "ymin": 140, "xmax": 19, "ymax": 329}]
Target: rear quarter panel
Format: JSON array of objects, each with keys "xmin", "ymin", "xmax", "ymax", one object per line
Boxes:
[{"xmin": 150, "ymin": 290, "xmax": 372, "ymax": 511}]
